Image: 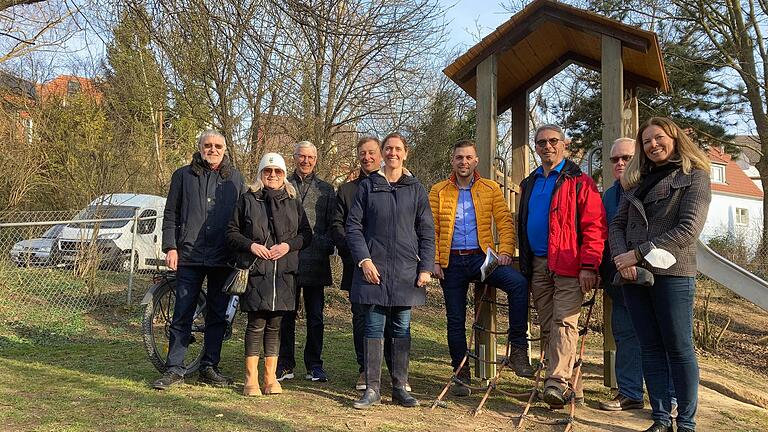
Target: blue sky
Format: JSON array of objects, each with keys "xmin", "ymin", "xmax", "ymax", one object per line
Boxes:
[{"xmin": 442, "ymin": 0, "xmax": 512, "ymax": 52}]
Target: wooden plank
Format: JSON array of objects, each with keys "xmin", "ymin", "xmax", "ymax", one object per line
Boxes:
[
  {"xmin": 499, "ymin": 53, "xmax": 574, "ymax": 113},
  {"xmin": 623, "ymin": 87, "xmax": 639, "ymax": 139},
  {"xmin": 453, "ymin": 3, "xmax": 652, "ymax": 84},
  {"xmin": 601, "ymin": 34, "xmax": 623, "ymax": 389},
  {"xmin": 454, "ymin": 14, "xmax": 548, "ymax": 83},
  {"xmin": 476, "ymin": 55, "xmax": 498, "ymax": 180},
  {"xmin": 541, "ymin": 6, "xmax": 649, "ymax": 53},
  {"xmin": 568, "ymin": 52, "xmax": 661, "ymax": 89}
]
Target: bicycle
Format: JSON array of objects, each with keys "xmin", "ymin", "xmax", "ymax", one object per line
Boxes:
[{"xmin": 141, "ymin": 271, "xmax": 239, "ymax": 376}]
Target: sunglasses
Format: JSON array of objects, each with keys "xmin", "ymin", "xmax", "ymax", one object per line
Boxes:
[
  {"xmin": 609, "ymin": 155, "xmax": 633, "ymax": 163},
  {"xmin": 262, "ymin": 168, "xmax": 285, "ymax": 176},
  {"xmin": 535, "ymin": 137, "xmax": 562, "ymax": 147}
]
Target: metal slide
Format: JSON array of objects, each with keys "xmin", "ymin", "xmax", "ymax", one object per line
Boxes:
[{"xmin": 696, "ymin": 239, "xmax": 768, "ymax": 313}]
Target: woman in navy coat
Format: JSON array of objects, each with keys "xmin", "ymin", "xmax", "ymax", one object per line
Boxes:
[{"xmin": 346, "ymin": 132, "xmax": 435, "ymax": 409}]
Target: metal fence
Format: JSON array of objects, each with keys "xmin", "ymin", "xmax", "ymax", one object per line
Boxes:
[{"xmin": 0, "ymin": 210, "xmax": 164, "ymax": 324}]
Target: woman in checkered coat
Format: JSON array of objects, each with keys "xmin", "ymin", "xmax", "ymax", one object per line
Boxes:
[{"xmin": 609, "ymin": 117, "xmax": 711, "ymax": 432}]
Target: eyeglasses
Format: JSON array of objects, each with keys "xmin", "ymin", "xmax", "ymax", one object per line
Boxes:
[
  {"xmin": 535, "ymin": 137, "xmax": 562, "ymax": 148},
  {"xmin": 202, "ymin": 143, "xmax": 225, "ymax": 150},
  {"xmin": 262, "ymin": 168, "xmax": 285, "ymax": 176},
  {"xmin": 609, "ymin": 155, "xmax": 633, "ymax": 163}
]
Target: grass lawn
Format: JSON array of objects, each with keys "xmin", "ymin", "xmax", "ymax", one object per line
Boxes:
[{"xmin": 1, "ymin": 274, "xmax": 766, "ymax": 432}]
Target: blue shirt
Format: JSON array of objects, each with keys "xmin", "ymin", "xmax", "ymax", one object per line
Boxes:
[
  {"xmin": 526, "ymin": 159, "xmax": 566, "ymax": 256},
  {"xmin": 602, "ymin": 179, "xmax": 622, "ymax": 224},
  {"xmin": 450, "ymin": 177, "xmax": 480, "ymax": 250}
]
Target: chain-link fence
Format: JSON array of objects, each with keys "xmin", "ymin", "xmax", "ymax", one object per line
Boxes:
[{"xmin": 0, "ymin": 209, "xmax": 164, "ymax": 326}]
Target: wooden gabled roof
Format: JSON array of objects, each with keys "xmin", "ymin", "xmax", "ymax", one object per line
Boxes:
[{"xmin": 444, "ymin": 0, "xmax": 668, "ymax": 113}]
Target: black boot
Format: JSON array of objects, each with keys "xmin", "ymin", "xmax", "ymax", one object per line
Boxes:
[
  {"xmin": 643, "ymin": 421, "xmax": 670, "ymax": 432},
  {"xmin": 353, "ymin": 338, "xmax": 383, "ymax": 409},
  {"xmin": 391, "ymin": 337, "xmax": 419, "ymax": 407}
]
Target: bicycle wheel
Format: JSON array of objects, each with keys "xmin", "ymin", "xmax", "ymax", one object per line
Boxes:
[{"xmin": 142, "ymin": 277, "xmax": 207, "ymax": 376}]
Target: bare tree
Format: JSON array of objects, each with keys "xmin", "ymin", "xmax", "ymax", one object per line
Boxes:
[
  {"xmin": 277, "ymin": 0, "xmax": 447, "ymax": 176},
  {"xmin": 645, "ymin": 0, "xmax": 768, "ymax": 258},
  {"xmin": 0, "ymin": 0, "xmax": 76, "ymax": 64}
]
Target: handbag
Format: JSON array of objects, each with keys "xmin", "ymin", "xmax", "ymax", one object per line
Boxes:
[
  {"xmin": 223, "ymin": 267, "xmax": 250, "ymax": 295},
  {"xmin": 223, "ymin": 255, "xmax": 260, "ymax": 295}
]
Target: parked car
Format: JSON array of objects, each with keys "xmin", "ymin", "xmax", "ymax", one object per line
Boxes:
[
  {"xmin": 57, "ymin": 194, "xmax": 168, "ymax": 272},
  {"xmin": 10, "ymin": 224, "xmax": 66, "ymax": 267}
]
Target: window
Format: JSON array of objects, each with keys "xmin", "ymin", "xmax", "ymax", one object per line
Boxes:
[
  {"xmin": 711, "ymin": 164, "xmax": 726, "ymax": 183},
  {"xmin": 67, "ymin": 79, "xmax": 81, "ymax": 95},
  {"xmin": 735, "ymin": 208, "xmax": 749, "ymax": 225}
]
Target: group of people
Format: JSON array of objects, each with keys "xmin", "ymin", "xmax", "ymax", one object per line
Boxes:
[{"xmin": 152, "ymin": 116, "xmax": 711, "ymax": 432}]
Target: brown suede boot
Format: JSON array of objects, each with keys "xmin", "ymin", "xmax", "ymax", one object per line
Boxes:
[
  {"xmin": 243, "ymin": 356, "xmax": 261, "ymax": 396},
  {"xmin": 263, "ymin": 356, "xmax": 283, "ymax": 395}
]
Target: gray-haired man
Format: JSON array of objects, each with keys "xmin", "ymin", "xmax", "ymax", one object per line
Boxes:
[
  {"xmin": 153, "ymin": 130, "xmax": 245, "ymax": 390},
  {"xmin": 277, "ymin": 141, "xmax": 336, "ymax": 382}
]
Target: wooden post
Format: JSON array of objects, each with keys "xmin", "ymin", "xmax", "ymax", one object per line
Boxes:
[
  {"xmin": 510, "ymin": 94, "xmax": 530, "ymax": 214},
  {"xmin": 475, "ymin": 54, "xmax": 498, "ymax": 381},
  {"xmin": 601, "ymin": 35, "xmax": 623, "ymax": 389},
  {"xmin": 623, "ymin": 87, "xmax": 639, "ymax": 138},
  {"xmin": 477, "ymin": 55, "xmax": 498, "ymax": 182},
  {"xmin": 509, "ymin": 93, "xmax": 531, "ymax": 361}
]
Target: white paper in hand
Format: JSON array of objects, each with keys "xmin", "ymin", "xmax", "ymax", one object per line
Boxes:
[
  {"xmin": 644, "ymin": 244, "xmax": 676, "ymax": 269},
  {"xmin": 480, "ymin": 247, "xmax": 499, "ymax": 282}
]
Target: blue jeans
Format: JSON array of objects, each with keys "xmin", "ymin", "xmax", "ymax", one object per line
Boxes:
[
  {"xmin": 607, "ymin": 283, "xmax": 677, "ymax": 403},
  {"xmin": 606, "ymin": 283, "xmax": 645, "ymax": 401},
  {"xmin": 352, "ymin": 302, "xmax": 394, "ymax": 373},
  {"xmin": 440, "ymin": 254, "xmax": 529, "ymax": 368},
  {"xmin": 624, "ymin": 276, "xmax": 697, "ymax": 429},
  {"xmin": 364, "ymin": 305, "xmax": 411, "ymax": 339},
  {"xmin": 166, "ymin": 265, "xmax": 230, "ymax": 375}
]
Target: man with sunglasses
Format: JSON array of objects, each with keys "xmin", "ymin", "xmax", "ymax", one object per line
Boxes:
[
  {"xmin": 518, "ymin": 124, "xmax": 606, "ymax": 408},
  {"xmin": 278, "ymin": 140, "xmax": 336, "ymax": 383},
  {"xmin": 154, "ymin": 129, "xmax": 245, "ymax": 390},
  {"xmin": 598, "ymin": 138, "xmax": 677, "ymax": 413}
]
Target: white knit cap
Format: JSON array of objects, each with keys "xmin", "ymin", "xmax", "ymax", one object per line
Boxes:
[{"xmin": 258, "ymin": 153, "xmax": 287, "ymax": 174}]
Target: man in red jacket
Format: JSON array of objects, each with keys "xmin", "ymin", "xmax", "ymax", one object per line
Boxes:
[{"xmin": 517, "ymin": 124, "xmax": 606, "ymax": 408}]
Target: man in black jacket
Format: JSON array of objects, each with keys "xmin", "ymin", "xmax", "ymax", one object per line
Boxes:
[
  {"xmin": 277, "ymin": 141, "xmax": 336, "ymax": 383},
  {"xmin": 152, "ymin": 130, "xmax": 245, "ymax": 390},
  {"xmin": 329, "ymin": 136, "xmax": 406, "ymax": 391}
]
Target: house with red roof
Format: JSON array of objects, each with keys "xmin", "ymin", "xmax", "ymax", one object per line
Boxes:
[
  {"xmin": 701, "ymin": 146, "xmax": 764, "ymax": 253},
  {"xmin": 36, "ymin": 75, "xmax": 102, "ymax": 105}
]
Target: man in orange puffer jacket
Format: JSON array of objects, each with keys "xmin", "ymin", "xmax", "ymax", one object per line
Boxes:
[{"xmin": 429, "ymin": 139, "xmax": 532, "ymax": 397}]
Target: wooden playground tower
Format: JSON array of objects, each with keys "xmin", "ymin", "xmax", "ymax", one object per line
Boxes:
[{"xmin": 442, "ymin": 0, "xmax": 669, "ymax": 389}]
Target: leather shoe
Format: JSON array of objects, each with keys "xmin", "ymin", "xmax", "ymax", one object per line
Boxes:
[
  {"xmin": 152, "ymin": 371, "xmax": 184, "ymax": 390},
  {"xmin": 542, "ymin": 386, "xmax": 565, "ymax": 407},
  {"xmin": 198, "ymin": 366, "xmax": 234, "ymax": 387},
  {"xmin": 599, "ymin": 393, "xmax": 644, "ymax": 411},
  {"xmin": 508, "ymin": 345, "xmax": 535, "ymax": 378},
  {"xmin": 643, "ymin": 421, "xmax": 670, "ymax": 432},
  {"xmin": 676, "ymin": 428, "xmax": 694, "ymax": 432},
  {"xmin": 451, "ymin": 365, "xmax": 471, "ymax": 397},
  {"xmin": 548, "ymin": 396, "xmax": 584, "ymax": 409}
]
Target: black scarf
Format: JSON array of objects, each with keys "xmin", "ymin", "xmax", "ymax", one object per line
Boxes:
[
  {"xmin": 191, "ymin": 152, "xmax": 232, "ymax": 178},
  {"xmin": 264, "ymin": 187, "xmax": 288, "ymax": 244},
  {"xmin": 635, "ymin": 161, "xmax": 681, "ymax": 202}
]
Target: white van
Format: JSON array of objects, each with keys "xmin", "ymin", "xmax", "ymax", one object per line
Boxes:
[{"xmin": 57, "ymin": 194, "xmax": 168, "ymax": 272}]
